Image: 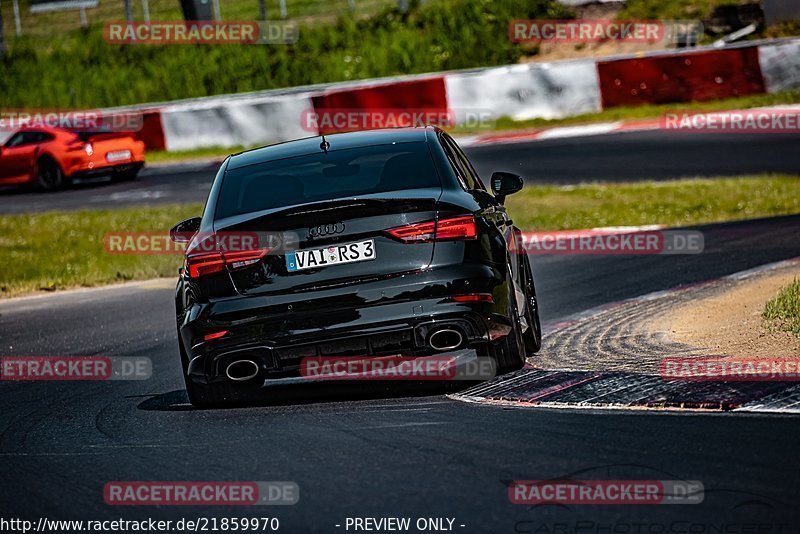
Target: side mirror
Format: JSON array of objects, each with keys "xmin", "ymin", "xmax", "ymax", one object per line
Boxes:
[
  {"xmin": 491, "ymin": 172, "xmax": 523, "ymax": 204},
  {"xmin": 170, "ymin": 217, "xmax": 202, "ymax": 243}
]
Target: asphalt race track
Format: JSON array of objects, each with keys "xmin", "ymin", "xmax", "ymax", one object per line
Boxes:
[
  {"xmin": 1, "ymin": 212, "xmax": 799, "ymax": 530},
  {"xmin": 1, "ymin": 133, "xmax": 799, "ymax": 530},
  {"xmin": 1, "ymin": 130, "xmax": 800, "ymax": 214}
]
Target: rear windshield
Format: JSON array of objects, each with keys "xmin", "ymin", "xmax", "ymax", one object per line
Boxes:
[{"xmin": 215, "ymin": 141, "xmax": 440, "ymax": 219}]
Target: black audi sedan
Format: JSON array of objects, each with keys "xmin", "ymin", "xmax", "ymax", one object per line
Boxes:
[{"xmin": 171, "ymin": 127, "xmax": 541, "ymax": 407}]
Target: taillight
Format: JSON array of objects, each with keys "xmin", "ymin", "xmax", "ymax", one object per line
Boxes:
[
  {"xmin": 203, "ymin": 330, "xmax": 229, "ymax": 341},
  {"xmin": 451, "ymin": 293, "xmax": 494, "ymax": 303},
  {"xmin": 386, "ymin": 215, "xmax": 477, "ymax": 243},
  {"xmin": 186, "ymin": 249, "xmax": 267, "ymax": 278}
]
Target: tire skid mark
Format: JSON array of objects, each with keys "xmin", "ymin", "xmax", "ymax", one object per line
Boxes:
[{"xmin": 452, "ymin": 259, "xmax": 800, "ymax": 413}]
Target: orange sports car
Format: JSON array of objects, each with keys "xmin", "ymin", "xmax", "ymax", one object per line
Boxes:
[{"xmin": 0, "ymin": 126, "xmax": 146, "ymax": 191}]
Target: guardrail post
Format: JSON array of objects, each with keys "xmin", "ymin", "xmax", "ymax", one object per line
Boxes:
[{"xmin": 12, "ymin": 0, "xmax": 20, "ymax": 36}]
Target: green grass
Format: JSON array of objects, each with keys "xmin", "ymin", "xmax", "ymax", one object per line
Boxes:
[
  {"xmin": 0, "ymin": 204, "xmax": 202, "ymax": 297},
  {"xmin": 1, "ymin": 175, "xmax": 798, "ymax": 298},
  {"xmin": 504, "ymin": 175, "xmax": 800, "ymax": 230},
  {"xmin": 764, "ymin": 279, "xmax": 800, "ymax": 336}
]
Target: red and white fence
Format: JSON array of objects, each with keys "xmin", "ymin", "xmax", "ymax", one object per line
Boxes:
[{"xmin": 117, "ymin": 37, "xmax": 800, "ymax": 151}]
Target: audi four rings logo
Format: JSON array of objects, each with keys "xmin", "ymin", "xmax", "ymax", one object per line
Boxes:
[{"xmin": 309, "ymin": 223, "xmax": 345, "ymax": 237}]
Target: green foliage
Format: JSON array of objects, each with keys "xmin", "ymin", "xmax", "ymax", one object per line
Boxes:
[
  {"xmin": 764, "ymin": 279, "xmax": 800, "ymax": 336},
  {"xmin": 618, "ymin": 0, "xmax": 741, "ymax": 20},
  {"xmin": 0, "ymin": 0, "xmax": 569, "ymax": 108}
]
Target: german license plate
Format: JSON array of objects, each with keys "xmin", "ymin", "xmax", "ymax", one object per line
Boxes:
[
  {"xmin": 106, "ymin": 150, "xmax": 132, "ymax": 163},
  {"xmin": 286, "ymin": 240, "xmax": 375, "ymax": 272}
]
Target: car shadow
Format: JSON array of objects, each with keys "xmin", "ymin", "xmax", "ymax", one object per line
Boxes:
[
  {"xmin": 136, "ymin": 380, "xmax": 477, "ymax": 412},
  {"xmin": 0, "ymin": 176, "xmax": 117, "ymax": 196}
]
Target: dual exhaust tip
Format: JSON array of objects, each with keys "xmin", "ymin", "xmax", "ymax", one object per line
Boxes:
[{"xmin": 224, "ymin": 328, "xmax": 464, "ymax": 382}]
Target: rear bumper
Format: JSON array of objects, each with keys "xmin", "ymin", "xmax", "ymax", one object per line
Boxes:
[
  {"xmin": 69, "ymin": 161, "xmax": 144, "ymax": 180},
  {"xmin": 0, "ymin": 174, "xmax": 35, "ymax": 186},
  {"xmin": 179, "ymin": 264, "xmax": 512, "ymax": 386}
]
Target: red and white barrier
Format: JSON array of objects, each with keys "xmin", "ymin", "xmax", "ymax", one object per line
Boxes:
[
  {"xmin": 445, "ymin": 59, "xmax": 601, "ymax": 122},
  {"xmin": 311, "ymin": 77, "xmax": 448, "ymax": 135},
  {"xmin": 758, "ymin": 40, "xmax": 800, "ymax": 93},
  {"xmin": 116, "ymin": 37, "xmax": 800, "ymax": 152},
  {"xmin": 596, "ymin": 47, "xmax": 766, "ymax": 108},
  {"xmin": 158, "ymin": 93, "xmax": 315, "ymax": 152}
]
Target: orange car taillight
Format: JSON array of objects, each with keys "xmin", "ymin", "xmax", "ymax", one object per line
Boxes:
[
  {"xmin": 186, "ymin": 249, "xmax": 267, "ymax": 278},
  {"xmin": 386, "ymin": 215, "xmax": 477, "ymax": 243}
]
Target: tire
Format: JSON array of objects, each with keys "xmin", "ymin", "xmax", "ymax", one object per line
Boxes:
[
  {"xmin": 489, "ymin": 267, "xmax": 527, "ymax": 373},
  {"xmin": 178, "ymin": 335, "xmax": 236, "ymax": 408},
  {"xmin": 35, "ymin": 156, "xmax": 64, "ymax": 191},
  {"xmin": 184, "ymin": 379, "xmax": 246, "ymax": 409},
  {"xmin": 183, "ymin": 376, "xmax": 219, "ymax": 409},
  {"xmin": 178, "ymin": 335, "xmax": 266, "ymax": 408},
  {"xmin": 178, "ymin": 335, "xmax": 213, "ymax": 408},
  {"xmin": 520, "ymin": 254, "xmax": 542, "ymax": 355}
]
